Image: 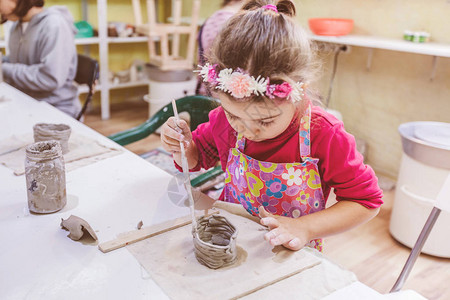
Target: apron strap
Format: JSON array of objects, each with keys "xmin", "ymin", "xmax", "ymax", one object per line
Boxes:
[
  {"xmin": 235, "ymin": 133, "xmax": 245, "ymax": 152},
  {"xmin": 299, "ymin": 105, "xmax": 311, "ymax": 159}
]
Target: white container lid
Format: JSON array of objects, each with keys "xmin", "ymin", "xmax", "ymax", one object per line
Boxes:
[
  {"xmin": 414, "ymin": 122, "xmax": 450, "ymax": 148},
  {"xmin": 399, "ymin": 121, "xmax": 450, "ymax": 169}
]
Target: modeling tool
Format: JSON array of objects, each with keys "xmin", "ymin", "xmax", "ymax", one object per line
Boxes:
[{"xmin": 171, "ymin": 99, "xmax": 197, "ymax": 230}]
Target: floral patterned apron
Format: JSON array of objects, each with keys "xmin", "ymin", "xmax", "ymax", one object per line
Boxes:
[{"xmin": 224, "ymin": 106, "xmax": 326, "ymax": 251}]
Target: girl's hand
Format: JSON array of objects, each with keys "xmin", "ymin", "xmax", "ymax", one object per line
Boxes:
[
  {"xmin": 160, "ymin": 117, "xmax": 199, "ymax": 169},
  {"xmin": 160, "ymin": 117, "xmax": 192, "ymax": 154},
  {"xmin": 259, "ymin": 206, "xmax": 310, "ymax": 251}
]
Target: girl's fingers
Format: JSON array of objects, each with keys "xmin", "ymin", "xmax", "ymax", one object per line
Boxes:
[
  {"xmin": 161, "ymin": 136, "xmax": 180, "ymax": 150},
  {"xmin": 162, "ymin": 125, "xmax": 185, "ymax": 142},
  {"xmin": 176, "ymin": 119, "xmax": 190, "ymax": 134},
  {"xmin": 269, "ymin": 233, "xmax": 292, "ymax": 246},
  {"xmin": 165, "ymin": 117, "xmax": 192, "ymax": 142},
  {"xmin": 259, "ymin": 206, "xmax": 280, "ymax": 230},
  {"xmin": 164, "ymin": 144, "xmax": 181, "ymax": 153},
  {"xmin": 160, "ymin": 116, "xmax": 192, "ymax": 153},
  {"xmin": 162, "ymin": 136, "xmax": 189, "ymax": 152},
  {"xmin": 161, "ymin": 134, "xmax": 185, "ymax": 154},
  {"xmin": 176, "ymin": 121, "xmax": 192, "ymax": 145},
  {"xmin": 259, "ymin": 205, "xmax": 276, "ymax": 218},
  {"xmin": 161, "ymin": 132, "xmax": 181, "ymax": 146},
  {"xmin": 264, "ymin": 227, "xmax": 280, "ymax": 241},
  {"xmin": 162, "ymin": 118, "xmax": 187, "ymax": 141},
  {"xmin": 264, "ymin": 224, "xmax": 303, "ymax": 250},
  {"xmin": 287, "ymin": 238, "xmax": 302, "ymax": 250},
  {"xmin": 266, "ymin": 231, "xmax": 300, "ymax": 249},
  {"xmin": 260, "ymin": 217, "xmax": 279, "ymax": 230}
]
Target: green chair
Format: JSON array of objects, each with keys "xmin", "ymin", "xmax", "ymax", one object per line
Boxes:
[{"xmin": 108, "ymin": 95, "xmax": 223, "ymax": 187}]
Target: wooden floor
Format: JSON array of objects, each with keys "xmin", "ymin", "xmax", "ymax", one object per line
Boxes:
[
  {"xmin": 84, "ymin": 100, "xmax": 161, "ymax": 155},
  {"xmin": 84, "ymin": 100, "xmax": 450, "ymax": 300}
]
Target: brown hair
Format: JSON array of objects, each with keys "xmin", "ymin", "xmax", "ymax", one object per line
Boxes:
[
  {"xmin": 14, "ymin": 0, "xmax": 44, "ymax": 19},
  {"xmin": 222, "ymin": 0, "xmax": 232, "ymax": 6},
  {"xmin": 208, "ymin": 0, "xmax": 319, "ymax": 107},
  {"xmin": 222, "ymin": 0, "xmax": 242, "ymax": 7}
]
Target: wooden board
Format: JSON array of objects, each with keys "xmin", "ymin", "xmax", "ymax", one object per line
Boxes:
[
  {"xmin": 126, "ymin": 204, "xmax": 323, "ymax": 300},
  {"xmin": 98, "ymin": 190, "xmax": 219, "ymax": 253},
  {"xmin": 98, "ymin": 215, "xmax": 193, "ymax": 253}
]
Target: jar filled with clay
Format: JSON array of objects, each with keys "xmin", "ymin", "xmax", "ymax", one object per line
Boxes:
[
  {"xmin": 33, "ymin": 123, "xmax": 71, "ymax": 154},
  {"xmin": 25, "ymin": 140, "xmax": 67, "ymax": 213}
]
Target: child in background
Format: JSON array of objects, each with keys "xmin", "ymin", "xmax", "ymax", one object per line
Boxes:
[
  {"xmin": 161, "ymin": 0, "xmax": 383, "ymax": 252},
  {"xmin": 0, "ymin": 0, "xmax": 80, "ymax": 118},
  {"xmin": 197, "ymin": 0, "xmax": 243, "ymax": 95}
]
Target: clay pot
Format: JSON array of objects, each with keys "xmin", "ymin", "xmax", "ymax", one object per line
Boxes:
[
  {"xmin": 33, "ymin": 123, "xmax": 71, "ymax": 154},
  {"xmin": 193, "ymin": 215, "xmax": 238, "ymax": 269}
]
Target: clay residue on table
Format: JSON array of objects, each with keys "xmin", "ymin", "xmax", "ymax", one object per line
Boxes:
[
  {"xmin": 271, "ymin": 245, "xmax": 295, "ymax": 263},
  {"xmin": 137, "ymin": 220, "xmax": 143, "ymax": 230},
  {"xmin": 220, "ymin": 246, "xmax": 248, "ymax": 270}
]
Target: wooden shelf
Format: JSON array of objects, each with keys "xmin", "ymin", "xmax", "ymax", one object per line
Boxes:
[
  {"xmin": 78, "ymin": 80, "xmax": 149, "ymax": 94},
  {"xmin": 77, "ymin": 84, "xmax": 101, "ymax": 94},
  {"xmin": 109, "ymin": 80, "xmax": 149, "ymax": 90},
  {"xmin": 75, "ymin": 36, "xmax": 161, "ymax": 45},
  {"xmin": 167, "ymin": 16, "xmax": 205, "ymax": 26},
  {"xmin": 75, "ymin": 37, "xmax": 101, "ymax": 45},
  {"xmin": 309, "ymin": 34, "xmax": 450, "ymax": 58},
  {"xmin": 108, "ymin": 36, "xmax": 147, "ymax": 43}
]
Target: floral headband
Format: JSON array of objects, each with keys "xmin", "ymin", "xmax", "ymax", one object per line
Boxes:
[{"xmin": 196, "ymin": 63, "xmax": 305, "ymax": 102}]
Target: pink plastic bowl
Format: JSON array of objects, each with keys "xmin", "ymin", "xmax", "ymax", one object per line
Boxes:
[{"xmin": 308, "ymin": 18, "xmax": 354, "ymax": 36}]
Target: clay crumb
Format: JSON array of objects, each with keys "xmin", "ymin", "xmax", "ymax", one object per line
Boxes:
[
  {"xmin": 61, "ymin": 215, "xmax": 98, "ymax": 241},
  {"xmin": 137, "ymin": 220, "xmax": 143, "ymax": 230}
]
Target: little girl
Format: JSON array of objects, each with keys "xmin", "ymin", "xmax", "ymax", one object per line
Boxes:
[{"xmin": 161, "ymin": 0, "xmax": 383, "ymax": 252}]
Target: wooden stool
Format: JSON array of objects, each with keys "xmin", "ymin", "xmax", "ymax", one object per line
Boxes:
[{"xmin": 132, "ymin": 0, "xmax": 201, "ymax": 71}]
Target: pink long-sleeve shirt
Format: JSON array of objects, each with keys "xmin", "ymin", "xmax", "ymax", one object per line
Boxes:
[{"xmin": 182, "ymin": 105, "xmax": 383, "ymax": 209}]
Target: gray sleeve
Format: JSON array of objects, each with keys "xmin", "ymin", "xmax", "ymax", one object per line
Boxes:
[{"xmin": 2, "ymin": 18, "xmax": 75, "ymax": 92}]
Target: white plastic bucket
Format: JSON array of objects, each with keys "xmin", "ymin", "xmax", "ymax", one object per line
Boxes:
[
  {"xmin": 146, "ymin": 78, "xmax": 197, "ymax": 118},
  {"xmin": 390, "ymin": 122, "xmax": 450, "ymax": 258}
]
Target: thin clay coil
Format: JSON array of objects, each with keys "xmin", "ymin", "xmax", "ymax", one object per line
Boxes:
[{"xmin": 193, "ymin": 215, "xmax": 238, "ymax": 269}]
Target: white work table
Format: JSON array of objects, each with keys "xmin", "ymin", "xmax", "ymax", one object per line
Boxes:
[
  {"xmin": 0, "ymin": 83, "xmax": 396, "ymax": 299},
  {"xmin": 0, "ymin": 82, "xmax": 187, "ymax": 299}
]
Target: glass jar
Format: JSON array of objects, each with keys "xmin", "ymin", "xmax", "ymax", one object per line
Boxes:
[{"xmin": 25, "ymin": 140, "xmax": 67, "ymax": 213}]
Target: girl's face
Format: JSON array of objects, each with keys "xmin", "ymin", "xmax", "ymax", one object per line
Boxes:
[
  {"xmin": 0, "ymin": 0, "xmax": 18, "ymax": 21},
  {"xmin": 220, "ymin": 95, "xmax": 297, "ymax": 142}
]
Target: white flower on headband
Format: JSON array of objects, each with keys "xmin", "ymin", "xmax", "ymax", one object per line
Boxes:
[
  {"xmin": 289, "ymin": 82, "xmax": 305, "ymax": 102},
  {"xmin": 252, "ymin": 75, "xmax": 269, "ymax": 96},
  {"xmin": 195, "ymin": 64, "xmax": 304, "ymax": 102},
  {"xmin": 197, "ymin": 63, "xmax": 211, "ymax": 79}
]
